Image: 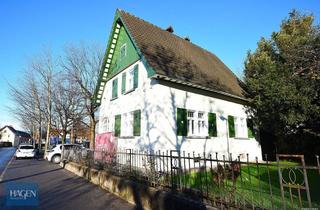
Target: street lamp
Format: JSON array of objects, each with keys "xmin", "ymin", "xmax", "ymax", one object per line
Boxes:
[{"xmin": 219, "ymin": 115, "xmax": 230, "ymax": 158}]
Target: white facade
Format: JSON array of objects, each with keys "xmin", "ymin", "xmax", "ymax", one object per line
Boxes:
[
  {"xmin": 98, "ymin": 61, "xmax": 262, "ymax": 160},
  {"xmin": 0, "ymin": 127, "xmax": 19, "ymax": 146}
]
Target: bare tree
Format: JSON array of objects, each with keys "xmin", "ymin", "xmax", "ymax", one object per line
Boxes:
[
  {"xmin": 62, "ymin": 43, "xmax": 103, "ymax": 149},
  {"xmin": 30, "ymin": 49, "xmax": 56, "ymax": 155},
  {"xmin": 9, "ymin": 69, "xmax": 44, "ymax": 147},
  {"xmin": 52, "ymin": 73, "xmax": 83, "ymax": 143}
]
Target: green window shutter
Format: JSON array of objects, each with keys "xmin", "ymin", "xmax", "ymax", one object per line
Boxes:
[
  {"xmin": 114, "ymin": 115, "xmax": 121, "ymax": 137},
  {"xmin": 177, "ymin": 108, "xmax": 187, "ymax": 136},
  {"xmin": 112, "ymin": 78, "xmax": 118, "ymax": 98},
  {"xmin": 133, "ymin": 64, "xmax": 139, "ymax": 88},
  {"xmin": 133, "ymin": 110, "xmax": 141, "ymax": 136},
  {"xmin": 121, "ymin": 72, "xmax": 126, "ymax": 94},
  {"xmin": 247, "ymin": 119, "xmax": 255, "ymax": 138},
  {"xmin": 208, "ymin": 113, "xmax": 217, "ymax": 137},
  {"xmin": 228, "ymin": 115, "xmax": 235, "ymax": 138}
]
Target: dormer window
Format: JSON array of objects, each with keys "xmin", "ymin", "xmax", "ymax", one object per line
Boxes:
[{"xmin": 120, "ymin": 43, "xmax": 127, "ymax": 59}]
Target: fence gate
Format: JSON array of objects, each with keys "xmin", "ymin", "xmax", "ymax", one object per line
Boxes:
[
  {"xmin": 276, "ymin": 154, "xmax": 312, "ymax": 209},
  {"xmin": 170, "ymin": 150, "xmax": 182, "ymax": 190}
]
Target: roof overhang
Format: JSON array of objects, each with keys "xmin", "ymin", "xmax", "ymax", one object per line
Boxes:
[{"xmin": 151, "ymin": 74, "xmax": 248, "ymax": 103}]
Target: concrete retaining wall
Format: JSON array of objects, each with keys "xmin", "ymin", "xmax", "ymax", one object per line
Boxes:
[{"xmin": 61, "ymin": 161, "xmax": 212, "ymax": 210}]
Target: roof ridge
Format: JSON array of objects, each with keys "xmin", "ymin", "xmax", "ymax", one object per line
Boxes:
[{"xmin": 118, "ymin": 9, "xmax": 166, "ymax": 34}]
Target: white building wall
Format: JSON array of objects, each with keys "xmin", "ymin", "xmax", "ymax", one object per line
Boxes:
[
  {"xmin": 98, "ymin": 61, "xmax": 262, "ymax": 161},
  {"xmin": 0, "ymin": 127, "xmax": 18, "ymax": 146}
]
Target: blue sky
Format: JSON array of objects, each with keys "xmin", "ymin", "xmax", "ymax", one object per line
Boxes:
[{"xmin": 0, "ymin": 0, "xmax": 319, "ymax": 130}]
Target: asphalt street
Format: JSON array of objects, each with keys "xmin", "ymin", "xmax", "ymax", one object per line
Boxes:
[
  {"xmin": 0, "ymin": 148, "xmax": 15, "ymax": 177},
  {"xmin": 0, "ymin": 150, "xmax": 135, "ymax": 210}
]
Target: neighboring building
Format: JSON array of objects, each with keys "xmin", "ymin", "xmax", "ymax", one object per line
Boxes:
[
  {"xmin": 95, "ymin": 9, "xmax": 262, "ymax": 160},
  {"xmin": 0, "ymin": 126, "xmax": 31, "ymax": 147}
]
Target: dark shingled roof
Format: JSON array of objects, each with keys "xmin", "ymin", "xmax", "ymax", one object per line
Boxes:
[
  {"xmin": 118, "ymin": 10, "xmax": 244, "ymax": 98},
  {"xmin": 0, "ymin": 126, "xmax": 31, "ymax": 138}
]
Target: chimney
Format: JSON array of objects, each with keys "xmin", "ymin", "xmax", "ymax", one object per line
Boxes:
[
  {"xmin": 166, "ymin": 26, "xmax": 174, "ymax": 33},
  {"xmin": 184, "ymin": 37, "xmax": 190, "ymax": 42}
]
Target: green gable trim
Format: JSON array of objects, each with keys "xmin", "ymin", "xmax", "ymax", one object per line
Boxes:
[
  {"xmin": 94, "ymin": 10, "xmax": 157, "ymax": 105},
  {"xmin": 106, "ymin": 26, "xmax": 140, "ymax": 80},
  {"xmin": 228, "ymin": 115, "xmax": 235, "ymax": 138},
  {"xmin": 208, "ymin": 113, "xmax": 217, "ymax": 137},
  {"xmin": 177, "ymin": 108, "xmax": 187, "ymax": 136},
  {"xmin": 117, "ymin": 11, "xmax": 156, "ymax": 78}
]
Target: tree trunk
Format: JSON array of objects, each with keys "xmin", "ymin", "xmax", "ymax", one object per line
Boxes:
[
  {"xmin": 70, "ymin": 125, "xmax": 75, "ymax": 144},
  {"xmin": 61, "ymin": 129, "xmax": 67, "ymax": 144},
  {"xmin": 89, "ymin": 115, "xmax": 96, "ymax": 150},
  {"xmin": 44, "ymin": 121, "xmax": 51, "ymax": 157},
  {"xmin": 44, "ymin": 85, "xmax": 52, "ymax": 157}
]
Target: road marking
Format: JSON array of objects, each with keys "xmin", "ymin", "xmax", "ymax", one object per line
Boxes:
[{"xmin": 0, "ymin": 152, "xmax": 15, "ymax": 182}]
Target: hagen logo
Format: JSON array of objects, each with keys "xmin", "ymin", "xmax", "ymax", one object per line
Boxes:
[{"xmin": 5, "ymin": 182, "xmax": 39, "ymax": 206}]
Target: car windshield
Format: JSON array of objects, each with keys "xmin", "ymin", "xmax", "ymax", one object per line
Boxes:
[{"xmin": 19, "ymin": 146, "xmax": 33, "ymax": 149}]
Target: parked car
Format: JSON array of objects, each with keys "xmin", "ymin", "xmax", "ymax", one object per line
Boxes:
[
  {"xmin": 15, "ymin": 144, "xmax": 36, "ymax": 159},
  {"xmin": 46, "ymin": 144, "xmax": 83, "ymax": 164}
]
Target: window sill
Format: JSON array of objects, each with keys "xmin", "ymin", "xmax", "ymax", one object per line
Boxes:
[
  {"xmin": 234, "ymin": 137, "xmax": 251, "ymax": 140},
  {"xmin": 110, "ymin": 97, "xmax": 118, "ymax": 101},
  {"xmin": 186, "ymin": 136, "xmax": 209, "ymax": 139},
  {"xmin": 123, "ymin": 88, "xmax": 136, "ymax": 95},
  {"xmin": 120, "ymin": 136, "xmax": 135, "ymax": 139}
]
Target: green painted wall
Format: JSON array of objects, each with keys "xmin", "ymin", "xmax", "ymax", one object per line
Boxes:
[{"xmin": 107, "ymin": 26, "xmax": 140, "ymax": 80}]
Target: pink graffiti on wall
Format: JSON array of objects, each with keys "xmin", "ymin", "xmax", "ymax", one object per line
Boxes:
[{"xmin": 94, "ymin": 132, "xmax": 117, "ymax": 162}]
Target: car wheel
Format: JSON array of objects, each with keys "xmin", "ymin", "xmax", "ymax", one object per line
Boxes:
[{"xmin": 52, "ymin": 155, "xmax": 61, "ymax": 164}]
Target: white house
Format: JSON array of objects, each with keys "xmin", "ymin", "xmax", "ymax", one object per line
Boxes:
[
  {"xmin": 95, "ymin": 9, "xmax": 262, "ymax": 160},
  {"xmin": 0, "ymin": 126, "xmax": 31, "ymax": 147}
]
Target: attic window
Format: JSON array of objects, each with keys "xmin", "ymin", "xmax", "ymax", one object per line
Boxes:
[{"xmin": 120, "ymin": 43, "xmax": 127, "ymax": 59}]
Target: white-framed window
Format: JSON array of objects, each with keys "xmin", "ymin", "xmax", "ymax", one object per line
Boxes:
[
  {"xmin": 187, "ymin": 110, "xmax": 207, "ymax": 136},
  {"xmin": 235, "ymin": 117, "xmax": 247, "ymax": 138},
  {"xmin": 102, "ymin": 117, "xmax": 109, "ymax": 132},
  {"xmin": 121, "ymin": 112, "xmax": 133, "ymax": 137},
  {"xmin": 120, "ymin": 43, "xmax": 127, "ymax": 59},
  {"xmin": 187, "ymin": 111, "xmax": 195, "ymax": 136},
  {"xmin": 197, "ymin": 112, "xmax": 206, "ymax": 136},
  {"xmin": 127, "ymin": 68, "xmax": 135, "ymax": 91}
]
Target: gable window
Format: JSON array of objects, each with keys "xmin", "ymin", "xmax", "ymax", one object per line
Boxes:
[{"xmin": 120, "ymin": 43, "xmax": 127, "ymax": 59}]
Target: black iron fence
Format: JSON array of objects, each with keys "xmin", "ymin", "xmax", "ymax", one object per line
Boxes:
[{"xmin": 63, "ymin": 148, "xmax": 320, "ymax": 210}]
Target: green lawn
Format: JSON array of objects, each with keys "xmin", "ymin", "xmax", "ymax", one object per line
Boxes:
[{"xmin": 175, "ymin": 161, "xmax": 320, "ymax": 209}]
